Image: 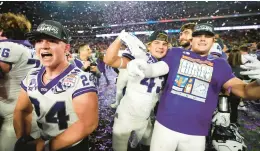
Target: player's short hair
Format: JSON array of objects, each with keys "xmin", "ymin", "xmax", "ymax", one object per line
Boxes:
[
  {"xmin": 180, "ymin": 23, "xmax": 196, "ymax": 32},
  {"xmin": 0, "ymin": 12, "xmax": 31, "ymax": 40},
  {"xmin": 78, "ymin": 44, "xmax": 91, "ymax": 54}
]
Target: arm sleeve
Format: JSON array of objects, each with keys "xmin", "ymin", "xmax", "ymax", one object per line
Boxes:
[
  {"xmin": 72, "ymin": 72, "xmax": 98, "ymax": 99},
  {"xmin": 217, "ymin": 59, "xmax": 235, "ymax": 87},
  {"xmin": 144, "ymin": 61, "xmax": 169, "ymax": 78},
  {"xmin": 142, "ymin": 48, "xmax": 178, "ymax": 78},
  {"xmin": 20, "ymin": 68, "xmax": 39, "ymax": 92},
  {"xmin": 0, "ymin": 42, "xmax": 21, "ymax": 63},
  {"xmin": 122, "ymin": 52, "xmax": 135, "ymax": 60}
]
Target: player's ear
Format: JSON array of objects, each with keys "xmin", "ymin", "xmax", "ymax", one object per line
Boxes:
[{"xmin": 65, "ymin": 44, "xmax": 71, "ymax": 54}]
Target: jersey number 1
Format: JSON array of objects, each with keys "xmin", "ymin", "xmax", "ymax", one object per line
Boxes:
[{"xmin": 30, "ymin": 97, "xmax": 69, "ymax": 130}]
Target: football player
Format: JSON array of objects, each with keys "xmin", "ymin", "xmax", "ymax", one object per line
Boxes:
[{"xmin": 13, "ymin": 20, "xmax": 98, "ymax": 151}]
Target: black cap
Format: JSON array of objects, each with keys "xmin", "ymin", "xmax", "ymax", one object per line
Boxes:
[
  {"xmin": 148, "ymin": 30, "xmax": 169, "ymax": 43},
  {"xmin": 192, "ymin": 23, "xmax": 215, "ymax": 37},
  {"xmin": 25, "ymin": 20, "xmax": 69, "ymax": 43}
]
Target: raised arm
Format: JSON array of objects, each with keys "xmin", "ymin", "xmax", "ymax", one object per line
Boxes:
[
  {"xmin": 103, "ymin": 37, "xmax": 130, "ymax": 68},
  {"xmin": 104, "ymin": 30, "xmax": 147, "ymax": 69}
]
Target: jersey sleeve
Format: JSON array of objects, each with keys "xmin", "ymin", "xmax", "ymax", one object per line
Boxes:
[
  {"xmin": 72, "ymin": 71, "xmax": 97, "ymax": 99},
  {"xmin": 209, "ymin": 43, "xmax": 223, "ymax": 57},
  {"xmin": 0, "ymin": 42, "xmax": 22, "ymax": 64},
  {"xmin": 216, "ymin": 59, "xmax": 235, "ymax": 87},
  {"xmin": 122, "ymin": 49, "xmax": 135, "ymax": 60},
  {"xmin": 20, "ymin": 68, "xmax": 40, "ymax": 92},
  {"xmin": 20, "ymin": 75, "xmax": 29, "ymax": 92}
]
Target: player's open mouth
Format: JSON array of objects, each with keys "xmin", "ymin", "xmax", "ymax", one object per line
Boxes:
[{"xmin": 41, "ymin": 52, "xmax": 53, "ymax": 58}]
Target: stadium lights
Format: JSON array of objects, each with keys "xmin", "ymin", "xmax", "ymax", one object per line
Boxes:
[
  {"xmin": 95, "ymin": 24, "xmax": 260, "ymax": 38},
  {"xmin": 92, "ymin": 12, "xmax": 260, "ymax": 29},
  {"xmin": 77, "ymin": 30, "xmax": 84, "ymax": 33}
]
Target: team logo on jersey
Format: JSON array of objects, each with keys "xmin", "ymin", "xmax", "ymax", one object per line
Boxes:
[
  {"xmin": 28, "ymin": 78, "xmax": 37, "ymax": 91},
  {"xmin": 52, "ymin": 73, "xmax": 77, "ymax": 94}
]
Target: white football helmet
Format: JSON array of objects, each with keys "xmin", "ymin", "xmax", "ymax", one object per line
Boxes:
[{"xmin": 212, "ymin": 124, "xmax": 247, "ymax": 151}]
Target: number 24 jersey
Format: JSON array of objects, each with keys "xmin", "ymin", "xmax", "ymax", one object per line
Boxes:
[{"xmin": 21, "ymin": 64, "xmax": 97, "ymax": 139}]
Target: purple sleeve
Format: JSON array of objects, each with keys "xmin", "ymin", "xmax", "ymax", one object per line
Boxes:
[{"xmin": 216, "ymin": 59, "xmax": 235, "ymax": 86}]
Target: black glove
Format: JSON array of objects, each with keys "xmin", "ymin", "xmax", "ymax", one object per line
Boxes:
[{"xmin": 14, "ymin": 135, "xmax": 36, "ymax": 151}]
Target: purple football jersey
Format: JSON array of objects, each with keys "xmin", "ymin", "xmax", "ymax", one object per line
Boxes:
[{"xmin": 157, "ymin": 47, "xmax": 234, "ymax": 135}]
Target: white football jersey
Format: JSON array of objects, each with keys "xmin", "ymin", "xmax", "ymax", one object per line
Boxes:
[
  {"xmin": 119, "ymin": 52, "xmax": 165, "ymax": 119},
  {"xmin": 21, "ymin": 64, "xmax": 97, "ymax": 139},
  {"xmin": 0, "ymin": 40, "xmax": 40, "ymax": 117},
  {"xmin": 209, "ymin": 43, "xmax": 223, "ymax": 57}
]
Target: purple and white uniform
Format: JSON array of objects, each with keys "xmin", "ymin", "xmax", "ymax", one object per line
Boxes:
[
  {"xmin": 0, "ymin": 40, "xmax": 40, "ymax": 151},
  {"xmin": 150, "ymin": 47, "xmax": 234, "ymax": 151},
  {"xmin": 21, "ymin": 64, "xmax": 97, "ymax": 141},
  {"xmin": 112, "ymin": 51, "xmax": 165, "ymax": 151}
]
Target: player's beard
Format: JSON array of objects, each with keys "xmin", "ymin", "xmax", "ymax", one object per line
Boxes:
[{"xmin": 180, "ymin": 41, "xmax": 191, "ymax": 49}]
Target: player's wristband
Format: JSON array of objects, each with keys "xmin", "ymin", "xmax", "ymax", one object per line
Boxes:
[{"xmin": 44, "ymin": 140, "xmax": 50, "ymax": 151}]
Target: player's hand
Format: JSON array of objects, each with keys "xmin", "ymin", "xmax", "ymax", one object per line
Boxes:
[
  {"xmin": 90, "ymin": 66, "xmax": 97, "ymax": 72},
  {"xmin": 240, "ymin": 54, "xmax": 260, "ymax": 79},
  {"xmin": 118, "ymin": 30, "xmax": 147, "ymax": 58},
  {"xmin": 212, "ymin": 112, "xmax": 230, "ymax": 127},
  {"xmin": 110, "ymin": 102, "xmax": 119, "ymax": 108},
  {"xmin": 127, "ymin": 59, "xmax": 148, "ymax": 80},
  {"xmin": 14, "ymin": 135, "xmax": 36, "ymax": 151},
  {"xmin": 83, "ymin": 61, "xmax": 91, "ymax": 69}
]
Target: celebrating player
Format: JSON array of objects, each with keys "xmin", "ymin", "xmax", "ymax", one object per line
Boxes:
[
  {"xmin": 13, "ymin": 20, "xmax": 98, "ymax": 151},
  {"xmin": 127, "ymin": 23, "xmax": 260, "ymax": 151},
  {"xmin": 104, "ymin": 30, "xmax": 170, "ymax": 151}
]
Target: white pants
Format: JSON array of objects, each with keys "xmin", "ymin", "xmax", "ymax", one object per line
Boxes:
[
  {"xmin": 0, "ymin": 114, "xmax": 40, "ymax": 151},
  {"xmin": 112, "ymin": 112, "xmax": 153, "ymax": 151},
  {"xmin": 150, "ymin": 121, "xmax": 205, "ymax": 151}
]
